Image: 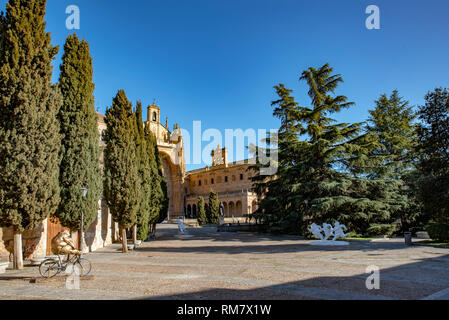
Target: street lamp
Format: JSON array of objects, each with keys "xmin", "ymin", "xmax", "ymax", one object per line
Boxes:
[{"xmin": 80, "ymin": 187, "xmax": 88, "ymax": 253}]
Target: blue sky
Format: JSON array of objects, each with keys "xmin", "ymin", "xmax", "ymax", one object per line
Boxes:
[{"xmin": 2, "ymin": 0, "xmax": 449, "ymax": 170}]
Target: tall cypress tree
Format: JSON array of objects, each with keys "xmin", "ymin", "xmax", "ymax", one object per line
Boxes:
[
  {"xmin": 207, "ymin": 190, "xmax": 219, "ymax": 224},
  {"xmin": 197, "ymin": 196, "xmax": 207, "ymax": 226},
  {"xmin": 145, "ymin": 126, "xmax": 168, "ymax": 237},
  {"xmin": 0, "ymin": 0, "xmax": 62, "ymax": 269},
  {"xmin": 135, "ymin": 102, "xmax": 152, "ymax": 241},
  {"xmin": 57, "ymin": 34, "xmax": 102, "ymax": 239},
  {"xmin": 103, "ymin": 90, "xmax": 140, "ymax": 253}
]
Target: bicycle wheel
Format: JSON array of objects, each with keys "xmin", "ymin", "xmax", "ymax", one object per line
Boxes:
[
  {"xmin": 39, "ymin": 259, "xmax": 60, "ymax": 279},
  {"xmin": 74, "ymin": 258, "xmax": 91, "ymax": 276}
]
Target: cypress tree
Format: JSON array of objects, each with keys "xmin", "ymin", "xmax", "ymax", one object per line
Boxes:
[
  {"xmin": 135, "ymin": 102, "xmax": 152, "ymax": 241},
  {"xmin": 103, "ymin": 90, "xmax": 140, "ymax": 253},
  {"xmin": 207, "ymin": 190, "xmax": 219, "ymax": 224},
  {"xmin": 197, "ymin": 196, "xmax": 207, "ymax": 226},
  {"xmin": 0, "ymin": 0, "xmax": 62, "ymax": 269},
  {"xmin": 57, "ymin": 34, "xmax": 102, "ymax": 240},
  {"xmin": 146, "ymin": 127, "xmax": 168, "ymax": 237}
]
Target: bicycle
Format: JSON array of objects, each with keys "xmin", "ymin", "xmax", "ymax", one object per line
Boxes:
[{"xmin": 39, "ymin": 254, "xmax": 91, "ymax": 279}]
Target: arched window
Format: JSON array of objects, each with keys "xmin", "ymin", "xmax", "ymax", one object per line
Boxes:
[
  {"xmin": 152, "ymin": 112, "xmax": 157, "ymax": 122},
  {"xmin": 192, "ymin": 204, "xmax": 197, "ymax": 218}
]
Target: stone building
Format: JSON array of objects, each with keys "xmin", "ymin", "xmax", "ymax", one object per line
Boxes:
[
  {"xmin": 145, "ymin": 102, "xmax": 186, "ymax": 220},
  {"xmin": 184, "ymin": 146, "xmax": 258, "ymax": 219},
  {"xmin": 141, "ymin": 103, "xmax": 259, "ymax": 220}
]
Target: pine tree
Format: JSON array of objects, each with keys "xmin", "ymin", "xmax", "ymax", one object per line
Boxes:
[
  {"xmin": 207, "ymin": 190, "xmax": 219, "ymax": 224},
  {"xmin": 417, "ymin": 88, "xmax": 449, "ymax": 225},
  {"xmin": 197, "ymin": 196, "xmax": 207, "ymax": 226},
  {"xmin": 57, "ymin": 34, "xmax": 102, "ymax": 241},
  {"xmin": 366, "ymin": 90, "xmax": 419, "ymax": 232},
  {"xmin": 0, "ymin": 0, "xmax": 62, "ymax": 269},
  {"xmin": 253, "ymin": 64, "xmax": 392, "ymax": 236},
  {"xmin": 103, "ymin": 90, "xmax": 140, "ymax": 252}
]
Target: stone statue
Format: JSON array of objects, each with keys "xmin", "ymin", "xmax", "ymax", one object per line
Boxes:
[
  {"xmin": 219, "ymin": 202, "xmax": 224, "ymax": 217},
  {"xmin": 308, "ymin": 221, "xmax": 350, "ymax": 246},
  {"xmin": 51, "ymin": 230, "xmax": 82, "ymax": 255}
]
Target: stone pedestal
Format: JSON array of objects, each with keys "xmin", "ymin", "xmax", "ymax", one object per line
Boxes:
[{"xmin": 0, "ymin": 262, "xmax": 9, "ymax": 274}]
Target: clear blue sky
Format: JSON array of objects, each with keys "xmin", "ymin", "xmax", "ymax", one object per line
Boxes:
[{"xmin": 2, "ymin": 0, "xmax": 449, "ymax": 170}]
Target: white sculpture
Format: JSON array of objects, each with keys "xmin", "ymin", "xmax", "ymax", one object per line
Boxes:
[
  {"xmin": 308, "ymin": 221, "xmax": 350, "ymax": 246},
  {"xmin": 175, "ymin": 219, "xmax": 193, "ymax": 238},
  {"xmin": 176, "ymin": 220, "xmax": 186, "ymax": 234}
]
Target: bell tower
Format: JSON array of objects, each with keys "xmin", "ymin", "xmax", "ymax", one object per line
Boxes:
[{"xmin": 148, "ymin": 100, "xmax": 160, "ymax": 124}]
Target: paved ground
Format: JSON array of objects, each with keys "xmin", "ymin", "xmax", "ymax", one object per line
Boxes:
[{"xmin": 1, "ymin": 224, "xmax": 449, "ymax": 300}]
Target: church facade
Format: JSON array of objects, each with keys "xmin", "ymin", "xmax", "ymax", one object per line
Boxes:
[{"xmin": 145, "ymin": 103, "xmax": 258, "ymax": 220}]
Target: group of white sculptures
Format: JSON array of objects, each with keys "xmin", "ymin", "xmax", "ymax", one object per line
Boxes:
[{"xmin": 308, "ymin": 221, "xmax": 350, "ymax": 246}]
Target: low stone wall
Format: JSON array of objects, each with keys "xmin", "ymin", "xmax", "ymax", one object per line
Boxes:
[
  {"xmin": 0, "ymin": 220, "xmax": 47, "ymax": 260},
  {"xmin": 82, "ymin": 200, "xmax": 114, "ymax": 253},
  {"xmin": 0, "ymin": 200, "xmax": 117, "ymax": 259}
]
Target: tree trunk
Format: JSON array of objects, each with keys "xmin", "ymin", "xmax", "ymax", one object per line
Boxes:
[
  {"xmin": 151, "ymin": 223, "xmax": 157, "ymax": 238},
  {"xmin": 121, "ymin": 227, "xmax": 128, "ymax": 253},
  {"xmin": 13, "ymin": 231, "xmax": 23, "ymax": 270},
  {"xmin": 132, "ymin": 224, "xmax": 137, "ymax": 244}
]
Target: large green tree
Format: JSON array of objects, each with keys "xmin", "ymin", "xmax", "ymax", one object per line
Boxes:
[
  {"xmin": 252, "ymin": 64, "xmax": 393, "ymax": 236},
  {"xmin": 57, "ymin": 34, "xmax": 102, "ymax": 243},
  {"xmin": 197, "ymin": 196, "xmax": 207, "ymax": 226},
  {"xmin": 366, "ymin": 90, "xmax": 420, "ymax": 232},
  {"xmin": 103, "ymin": 90, "xmax": 140, "ymax": 252},
  {"xmin": 417, "ymin": 88, "xmax": 449, "ymax": 225},
  {"xmin": 207, "ymin": 190, "xmax": 219, "ymax": 224},
  {"xmin": 0, "ymin": 0, "xmax": 62, "ymax": 269}
]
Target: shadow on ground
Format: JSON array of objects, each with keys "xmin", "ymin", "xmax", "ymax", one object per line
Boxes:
[
  {"xmin": 134, "ymin": 225, "xmax": 449, "ymax": 300},
  {"xmin": 135, "ymin": 252, "xmax": 449, "ymax": 300}
]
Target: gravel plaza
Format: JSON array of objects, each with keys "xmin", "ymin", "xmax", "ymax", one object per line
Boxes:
[{"xmin": 1, "ymin": 224, "xmax": 449, "ymax": 300}]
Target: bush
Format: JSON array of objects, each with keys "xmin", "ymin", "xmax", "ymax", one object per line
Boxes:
[
  {"xmin": 426, "ymin": 224, "xmax": 449, "ymax": 242},
  {"xmin": 197, "ymin": 196, "xmax": 207, "ymax": 226},
  {"xmin": 366, "ymin": 224, "xmax": 396, "ymax": 237}
]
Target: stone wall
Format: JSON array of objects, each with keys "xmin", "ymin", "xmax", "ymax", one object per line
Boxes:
[
  {"xmin": 0, "ymin": 202, "xmax": 116, "ymax": 259},
  {"xmin": 0, "ymin": 219, "xmax": 47, "ymax": 260},
  {"xmin": 82, "ymin": 199, "xmax": 114, "ymax": 253},
  {"xmin": 185, "ymin": 160, "xmax": 258, "ymax": 217}
]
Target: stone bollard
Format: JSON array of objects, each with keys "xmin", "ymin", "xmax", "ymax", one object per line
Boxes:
[{"xmin": 404, "ymin": 232, "xmax": 412, "ymax": 246}]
